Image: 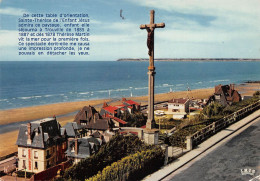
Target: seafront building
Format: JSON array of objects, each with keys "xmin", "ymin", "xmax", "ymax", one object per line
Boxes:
[
  {"xmin": 16, "ymin": 117, "xmax": 67, "ymax": 173},
  {"xmin": 167, "ymin": 98, "xmax": 190, "ymax": 119},
  {"xmin": 65, "ymin": 137, "xmax": 102, "ymax": 164},
  {"xmin": 62, "ymin": 122, "xmax": 87, "ymax": 138},
  {"xmin": 207, "ymin": 84, "xmax": 241, "ymax": 106}
]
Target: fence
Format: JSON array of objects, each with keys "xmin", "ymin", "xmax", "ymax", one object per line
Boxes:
[{"xmin": 186, "ymin": 100, "xmax": 260, "ymax": 150}]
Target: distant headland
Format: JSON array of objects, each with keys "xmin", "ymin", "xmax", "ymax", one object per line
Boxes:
[{"xmin": 117, "ymin": 58, "xmax": 260, "ymax": 62}]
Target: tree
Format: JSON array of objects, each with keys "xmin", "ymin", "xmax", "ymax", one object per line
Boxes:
[
  {"xmin": 203, "ymin": 102, "xmax": 224, "ymax": 118},
  {"xmin": 120, "ymin": 111, "xmax": 146, "ymax": 127},
  {"xmin": 253, "ymin": 90, "xmax": 260, "ymax": 97}
]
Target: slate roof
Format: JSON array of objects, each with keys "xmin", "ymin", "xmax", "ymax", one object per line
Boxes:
[
  {"xmin": 16, "ymin": 118, "xmax": 64, "ymax": 149},
  {"xmin": 62, "ymin": 122, "xmax": 84, "ymax": 137},
  {"xmin": 65, "ymin": 137, "xmax": 101, "ymax": 159},
  {"xmin": 74, "ymin": 106, "xmax": 102, "ymax": 125},
  {"xmin": 86, "ymin": 117, "xmax": 114, "ymax": 130},
  {"xmin": 74, "ymin": 106, "xmax": 115, "ymax": 130}
]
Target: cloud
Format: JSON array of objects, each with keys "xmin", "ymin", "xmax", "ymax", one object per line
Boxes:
[
  {"xmin": 0, "ymin": 7, "xmax": 28, "ymax": 16},
  {"xmin": 91, "ymin": 33, "xmax": 142, "ymax": 43},
  {"xmin": 0, "ymin": 30, "xmax": 18, "ymax": 46},
  {"xmin": 91, "ymin": 19, "xmax": 102, "ymax": 24},
  {"xmin": 130, "ymin": 0, "xmax": 260, "ymax": 30},
  {"xmin": 130, "ymin": 0, "xmax": 260, "ymax": 16}
]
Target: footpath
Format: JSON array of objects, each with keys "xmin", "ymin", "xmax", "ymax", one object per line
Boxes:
[{"xmin": 144, "ymin": 109, "xmax": 260, "ymax": 181}]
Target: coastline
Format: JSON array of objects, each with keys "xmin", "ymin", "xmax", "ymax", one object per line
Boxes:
[
  {"xmin": 0, "ymin": 88, "xmax": 214, "ymax": 126},
  {"xmin": 117, "ymin": 58, "xmax": 260, "ymax": 62},
  {"xmin": 0, "ymin": 83, "xmax": 259, "ymax": 157}
]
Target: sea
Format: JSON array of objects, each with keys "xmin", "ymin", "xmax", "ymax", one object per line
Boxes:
[{"xmin": 0, "ymin": 61, "xmax": 260, "ymax": 110}]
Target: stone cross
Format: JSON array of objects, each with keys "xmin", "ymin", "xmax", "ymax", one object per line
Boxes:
[{"xmin": 140, "ymin": 10, "xmax": 165, "ymax": 129}]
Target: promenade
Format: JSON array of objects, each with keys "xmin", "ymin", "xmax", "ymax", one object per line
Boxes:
[{"xmin": 144, "ymin": 109, "xmax": 260, "ymax": 181}]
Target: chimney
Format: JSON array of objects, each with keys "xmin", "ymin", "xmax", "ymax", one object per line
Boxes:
[
  {"xmin": 122, "ymin": 97, "xmax": 126, "ymax": 102},
  {"xmin": 215, "ymin": 84, "xmax": 221, "ymax": 93},
  {"xmin": 27, "ymin": 123, "xmax": 32, "ymax": 145},
  {"xmin": 103, "ymin": 102, "xmax": 108, "ymax": 108},
  {"xmin": 75, "ymin": 138, "xmax": 78, "ymax": 155},
  {"xmin": 229, "ymin": 84, "xmax": 234, "ymax": 95}
]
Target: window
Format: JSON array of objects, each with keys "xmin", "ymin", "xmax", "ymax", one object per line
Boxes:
[
  {"xmin": 22, "ymin": 149, "xmax": 26, "ymax": 157},
  {"xmin": 34, "ymin": 161, "xmax": 38, "ymax": 169},
  {"xmin": 71, "ymin": 146, "xmax": 75, "ymax": 152},
  {"xmin": 34, "ymin": 151, "xmax": 38, "ymax": 159},
  {"xmin": 46, "ymin": 150, "xmax": 51, "ymax": 159},
  {"xmin": 47, "ymin": 161, "xmax": 50, "ymax": 168},
  {"xmin": 23, "ymin": 160, "xmax": 26, "ymax": 168},
  {"xmin": 62, "ymin": 142, "xmax": 66, "ymax": 149}
]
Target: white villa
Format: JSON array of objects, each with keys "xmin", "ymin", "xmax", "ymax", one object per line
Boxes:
[{"xmin": 167, "ymin": 98, "xmax": 190, "ymax": 119}]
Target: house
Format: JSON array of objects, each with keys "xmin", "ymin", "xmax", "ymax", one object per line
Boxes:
[
  {"xmin": 168, "ymin": 98, "xmax": 190, "ymax": 119},
  {"xmin": 65, "ymin": 137, "xmax": 102, "ymax": 164},
  {"xmin": 121, "ymin": 98, "xmax": 140, "ymax": 112},
  {"xmin": 105, "ymin": 114, "xmax": 127, "ymax": 127},
  {"xmin": 100, "ymin": 102, "xmax": 121, "ymax": 118},
  {"xmin": 16, "ymin": 117, "xmax": 67, "ymax": 173},
  {"xmin": 207, "ymin": 84, "xmax": 241, "ymax": 106},
  {"xmin": 100, "ymin": 98, "xmax": 140, "ymax": 119},
  {"xmin": 74, "ymin": 106, "xmax": 115, "ymax": 142},
  {"xmin": 74, "ymin": 106, "xmax": 102, "ymax": 126},
  {"xmin": 62, "ymin": 122, "xmax": 87, "ymax": 138}
]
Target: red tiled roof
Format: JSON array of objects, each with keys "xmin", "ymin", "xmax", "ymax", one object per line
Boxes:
[
  {"xmin": 112, "ymin": 117, "xmax": 127, "ymax": 124},
  {"xmin": 168, "ymin": 98, "xmax": 188, "ymax": 104},
  {"xmin": 105, "ymin": 114, "xmax": 127, "ymax": 124},
  {"xmin": 116, "ymin": 104, "xmax": 126, "ymax": 108},
  {"xmin": 141, "ymin": 125, "xmax": 146, "ymax": 128},
  {"xmin": 123, "ymin": 100, "xmax": 140, "ymax": 106},
  {"xmin": 103, "ymin": 106, "xmax": 118, "ymax": 113}
]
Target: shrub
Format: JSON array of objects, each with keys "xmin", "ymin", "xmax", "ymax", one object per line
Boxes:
[
  {"xmin": 253, "ymin": 90, "xmax": 260, "ymax": 96},
  {"xmin": 62, "ymin": 134, "xmax": 152, "ymax": 180},
  {"xmin": 86, "ymin": 147, "xmax": 164, "ymax": 181},
  {"xmin": 120, "ymin": 111, "xmax": 146, "ymax": 127},
  {"xmin": 202, "ymin": 102, "xmax": 224, "ymax": 118},
  {"xmin": 169, "ymin": 125, "xmax": 205, "ymax": 148}
]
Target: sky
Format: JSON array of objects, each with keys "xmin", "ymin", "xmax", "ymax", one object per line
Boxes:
[{"xmin": 0, "ymin": 0, "xmax": 259, "ymax": 61}]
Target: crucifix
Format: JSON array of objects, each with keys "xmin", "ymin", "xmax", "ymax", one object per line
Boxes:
[{"xmin": 140, "ymin": 10, "xmax": 165, "ymax": 130}]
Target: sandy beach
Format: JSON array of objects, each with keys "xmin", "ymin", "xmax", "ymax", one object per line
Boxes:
[{"xmin": 0, "ymin": 83, "xmax": 259, "ymax": 157}]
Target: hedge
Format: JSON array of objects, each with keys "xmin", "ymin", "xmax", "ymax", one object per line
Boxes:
[
  {"xmin": 62, "ymin": 134, "xmax": 152, "ymax": 180},
  {"xmin": 86, "ymin": 147, "xmax": 164, "ymax": 181}
]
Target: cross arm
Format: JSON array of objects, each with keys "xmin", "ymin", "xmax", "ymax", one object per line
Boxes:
[{"xmin": 140, "ymin": 23, "xmax": 165, "ymax": 29}]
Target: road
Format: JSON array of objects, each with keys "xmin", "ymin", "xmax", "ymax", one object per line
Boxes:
[{"xmin": 163, "ymin": 117, "xmax": 260, "ymax": 181}]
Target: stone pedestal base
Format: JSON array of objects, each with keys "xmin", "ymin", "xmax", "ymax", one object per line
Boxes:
[{"xmin": 143, "ymin": 129, "xmax": 159, "ymax": 145}]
